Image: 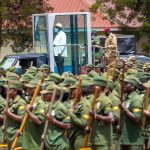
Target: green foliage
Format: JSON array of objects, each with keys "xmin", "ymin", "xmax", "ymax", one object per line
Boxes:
[
  {"xmin": 141, "ymin": 43, "xmax": 150, "ymax": 55},
  {"xmin": 0, "ymin": 0, "xmax": 51, "ymax": 52}
]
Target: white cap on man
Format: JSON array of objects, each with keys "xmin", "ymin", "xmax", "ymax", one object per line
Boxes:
[{"xmin": 56, "ymin": 23, "xmax": 63, "ymax": 29}]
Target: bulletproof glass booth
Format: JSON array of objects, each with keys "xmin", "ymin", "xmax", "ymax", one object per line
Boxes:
[{"xmin": 32, "ymin": 12, "xmax": 92, "ymax": 74}]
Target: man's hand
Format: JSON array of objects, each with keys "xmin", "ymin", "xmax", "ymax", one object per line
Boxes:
[
  {"xmin": 89, "ymin": 110, "xmax": 95, "ymax": 118},
  {"xmin": 103, "ymin": 46, "xmax": 108, "ymax": 50},
  {"xmin": 4, "ymin": 108, "xmax": 9, "ymax": 116},
  {"xmin": 69, "ymin": 108, "xmax": 73, "ymax": 114},
  {"xmin": 85, "ymin": 126, "xmax": 90, "ymax": 134},
  {"xmin": 46, "ymin": 113, "xmax": 55, "ymax": 124},
  {"xmin": 41, "ymin": 134, "xmax": 45, "ymax": 142},
  {"xmin": 58, "ymin": 53, "xmax": 62, "ymax": 57},
  {"xmin": 116, "ymin": 124, "xmax": 121, "ymax": 134},
  {"xmin": 144, "ymin": 110, "xmax": 149, "ymax": 116},
  {"xmin": 26, "ymin": 105, "xmax": 33, "ymax": 113},
  {"xmin": 1, "ymin": 126, "xmax": 5, "ymax": 132},
  {"xmin": 119, "ymin": 102, "xmax": 126, "ymax": 110},
  {"xmin": 16, "ymin": 130, "xmax": 22, "ymax": 137}
]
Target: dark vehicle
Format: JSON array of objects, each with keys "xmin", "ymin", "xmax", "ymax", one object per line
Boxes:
[
  {"xmin": 100, "ymin": 34, "xmax": 136, "ymax": 55},
  {"xmin": 0, "ymin": 53, "xmax": 49, "ymax": 74},
  {"xmin": 119, "ymin": 54, "xmax": 150, "ymax": 63}
]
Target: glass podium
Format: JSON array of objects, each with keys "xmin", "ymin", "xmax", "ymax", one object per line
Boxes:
[{"xmin": 32, "ymin": 12, "xmax": 92, "ymax": 74}]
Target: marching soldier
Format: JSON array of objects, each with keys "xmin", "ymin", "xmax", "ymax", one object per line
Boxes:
[
  {"xmin": 94, "ymin": 64, "xmax": 104, "ymax": 75},
  {"xmin": 41, "ymin": 85, "xmax": 70, "ymax": 150},
  {"xmin": 4, "ymin": 81, "xmax": 26, "ymax": 149},
  {"xmin": 85, "ymin": 64, "xmax": 99, "ymax": 77},
  {"xmin": 22, "ymin": 80, "xmax": 46, "ymax": 150},
  {"xmin": 89, "ymin": 76, "xmax": 114, "ymax": 150},
  {"xmin": 69, "ymin": 80, "xmax": 94, "ymax": 150},
  {"xmin": 0, "ymin": 78, "xmax": 6, "ymax": 142},
  {"xmin": 119, "ymin": 76, "xmax": 144, "ymax": 150},
  {"xmin": 103, "ymin": 27, "xmax": 118, "ymax": 65},
  {"xmin": 107, "ymin": 79, "xmax": 120, "ymax": 150},
  {"xmin": 143, "ymin": 80, "xmax": 150, "ymax": 150}
]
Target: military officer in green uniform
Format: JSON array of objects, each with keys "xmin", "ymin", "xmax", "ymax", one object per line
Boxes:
[
  {"xmin": 107, "ymin": 79, "xmax": 120, "ymax": 150},
  {"xmin": 142, "ymin": 80, "xmax": 150, "ymax": 150},
  {"xmin": 4, "ymin": 81, "xmax": 26, "ymax": 149},
  {"xmin": 89, "ymin": 76, "xmax": 114, "ymax": 150},
  {"xmin": 94, "ymin": 64, "xmax": 104, "ymax": 75},
  {"xmin": 91, "ymin": 30, "xmax": 103, "ymax": 64},
  {"xmin": 22, "ymin": 80, "xmax": 46, "ymax": 150},
  {"xmin": 41, "ymin": 85, "xmax": 70, "ymax": 150},
  {"xmin": 0, "ymin": 78, "xmax": 6, "ymax": 142},
  {"xmin": 119, "ymin": 76, "xmax": 144, "ymax": 150},
  {"xmin": 69, "ymin": 80, "xmax": 94, "ymax": 150},
  {"xmin": 85, "ymin": 64, "xmax": 99, "ymax": 77}
]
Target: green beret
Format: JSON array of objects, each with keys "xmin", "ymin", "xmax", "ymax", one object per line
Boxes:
[
  {"xmin": 126, "ymin": 69, "xmax": 138, "ymax": 77},
  {"xmin": 124, "ymin": 76, "xmax": 140, "ymax": 87},
  {"xmin": 62, "ymin": 72, "xmax": 75, "ymax": 79},
  {"xmin": 92, "ymin": 76, "xmax": 107, "ymax": 87},
  {"xmin": 86, "ymin": 64, "xmax": 94, "ymax": 69},
  {"xmin": 48, "ymin": 73, "xmax": 62, "ymax": 84},
  {"xmin": 25, "ymin": 80, "xmax": 39, "ymax": 88},
  {"xmin": 107, "ymin": 79, "xmax": 115, "ymax": 90},
  {"xmin": 20, "ymin": 74, "xmax": 34, "ymax": 83},
  {"xmin": 42, "ymin": 81, "xmax": 55, "ymax": 90},
  {"xmin": 25, "ymin": 69, "xmax": 37, "ymax": 76},
  {"xmin": 7, "ymin": 66, "xmax": 16, "ymax": 73},
  {"xmin": 60, "ymin": 77, "xmax": 77, "ymax": 87},
  {"xmin": 6, "ymin": 81, "xmax": 22, "ymax": 91},
  {"xmin": 94, "ymin": 64, "xmax": 104, "ymax": 68},
  {"xmin": 88, "ymin": 71, "xmax": 99, "ymax": 78},
  {"xmin": 81, "ymin": 80, "xmax": 94, "ymax": 92},
  {"xmin": 39, "ymin": 64, "xmax": 50, "ymax": 70},
  {"xmin": 41, "ymin": 84, "xmax": 56, "ymax": 94},
  {"xmin": 138, "ymin": 72, "xmax": 150, "ymax": 80},
  {"xmin": 6, "ymin": 72, "xmax": 19, "ymax": 81}
]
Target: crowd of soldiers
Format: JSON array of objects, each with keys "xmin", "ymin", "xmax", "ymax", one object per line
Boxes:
[{"xmin": 0, "ymin": 56, "xmax": 149, "ymax": 150}]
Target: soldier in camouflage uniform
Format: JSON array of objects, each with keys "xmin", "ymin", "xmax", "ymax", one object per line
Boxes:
[{"xmin": 104, "ymin": 27, "xmax": 118, "ymax": 65}]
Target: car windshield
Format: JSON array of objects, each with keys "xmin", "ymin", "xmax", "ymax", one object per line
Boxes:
[{"xmin": 0, "ymin": 57, "xmax": 16, "ymax": 69}]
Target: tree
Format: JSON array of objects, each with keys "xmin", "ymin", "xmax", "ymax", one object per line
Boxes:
[
  {"xmin": 90, "ymin": 0, "xmax": 150, "ymax": 54},
  {"xmin": 0, "ymin": 0, "xmax": 53, "ymax": 52}
]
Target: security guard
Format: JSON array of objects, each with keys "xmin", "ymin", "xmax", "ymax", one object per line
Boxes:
[{"xmin": 91, "ymin": 30, "xmax": 103, "ymax": 64}]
